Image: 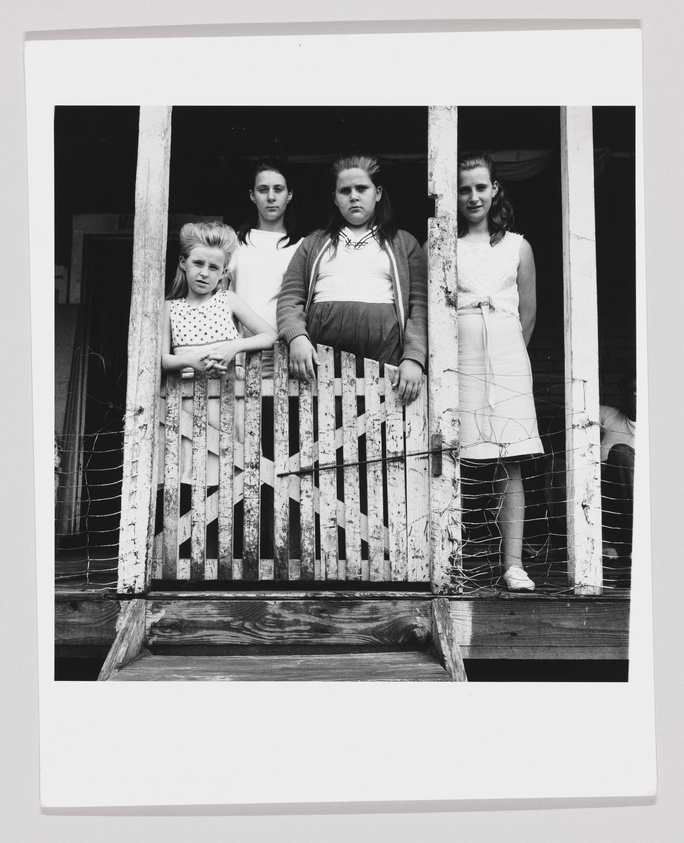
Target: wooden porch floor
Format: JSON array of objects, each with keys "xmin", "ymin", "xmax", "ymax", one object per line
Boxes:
[{"xmin": 56, "ymin": 576, "xmax": 631, "ymax": 671}]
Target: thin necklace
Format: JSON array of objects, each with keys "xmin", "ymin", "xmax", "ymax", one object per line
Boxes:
[{"xmin": 339, "ymin": 227, "xmax": 377, "ymax": 250}]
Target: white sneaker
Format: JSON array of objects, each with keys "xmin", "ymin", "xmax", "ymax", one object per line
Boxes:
[{"xmin": 502, "ymin": 566, "xmax": 536, "ymax": 592}]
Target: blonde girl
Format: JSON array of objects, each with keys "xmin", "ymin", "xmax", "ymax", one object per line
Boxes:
[{"xmin": 162, "ymin": 220, "xmax": 277, "ymax": 486}]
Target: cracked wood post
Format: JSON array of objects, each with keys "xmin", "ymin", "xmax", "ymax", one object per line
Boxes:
[
  {"xmin": 427, "ymin": 106, "xmax": 461, "ymax": 594},
  {"xmin": 561, "ymin": 107, "xmax": 603, "ymax": 595},
  {"xmin": 117, "ymin": 106, "xmax": 172, "ymax": 594}
]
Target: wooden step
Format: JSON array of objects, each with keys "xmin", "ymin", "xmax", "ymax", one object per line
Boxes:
[
  {"xmin": 107, "ymin": 650, "xmax": 451, "ymax": 681},
  {"xmin": 145, "ymin": 597, "xmax": 433, "ymax": 649},
  {"xmin": 97, "ymin": 597, "xmax": 467, "ymax": 681}
]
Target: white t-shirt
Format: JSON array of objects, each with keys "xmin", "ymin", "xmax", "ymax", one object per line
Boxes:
[
  {"xmin": 600, "ymin": 404, "xmax": 635, "ymax": 463},
  {"xmin": 230, "ymin": 229, "xmax": 302, "ymax": 331},
  {"xmin": 313, "ymin": 229, "xmax": 394, "ymax": 304}
]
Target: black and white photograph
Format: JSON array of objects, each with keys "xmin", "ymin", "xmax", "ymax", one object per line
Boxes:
[
  {"xmin": 25, "ymin": 25, "xmax": 656, "ymax": 809},
  {"xmin": 53, "ymin": 103, "xmax": 637, "ymax": 684}
]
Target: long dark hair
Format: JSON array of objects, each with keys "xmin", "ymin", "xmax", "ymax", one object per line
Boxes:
[
  {"xmin": 457, "ymin": 151, "xmax": 515, "ymax": 246},
  {"xmin": 237, "ymin": 158, "xmax": 299, "ymax": 248},
  {"xmin": 166, "ymin": 221, "xmax": 238, "ymax": 300},
  {"xmin": 326, "ymin": 154, "xmax": 397, "ymax": 254}
]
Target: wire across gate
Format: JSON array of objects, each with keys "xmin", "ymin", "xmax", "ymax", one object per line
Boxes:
[{"xmin": 154, "ymin": 342, "xmax": 430, "ymax": 584}]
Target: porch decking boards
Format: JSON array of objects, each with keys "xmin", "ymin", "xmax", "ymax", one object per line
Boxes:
[
  {"xmin": 55, "ymin": 588, "xmax": 630, "ymax": 662},
  {"xmin": 106, "ymin": 651, "xmax": 451, "ymax": 682}
]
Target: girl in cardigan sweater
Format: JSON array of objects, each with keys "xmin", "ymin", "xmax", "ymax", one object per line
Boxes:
[{"xmin": 277, "ymin": 154, "xmax": 427, "ymax": 405}]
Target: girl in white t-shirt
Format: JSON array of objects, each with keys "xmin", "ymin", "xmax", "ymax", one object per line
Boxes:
[{"xmin": 229, "ymin": 159, "xmax": 303, "ymax": 377}]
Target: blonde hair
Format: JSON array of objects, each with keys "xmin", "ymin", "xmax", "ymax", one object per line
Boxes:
[{"xmin": 166, "ymin": 221, "xmax": 238, "ymax": 299}]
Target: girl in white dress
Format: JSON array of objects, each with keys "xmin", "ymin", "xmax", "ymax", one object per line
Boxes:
[{"xmin": 457, "ymin": 152, "xmax": 543, "ymax": 591}]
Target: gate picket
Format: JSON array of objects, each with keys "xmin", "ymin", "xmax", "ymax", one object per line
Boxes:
[
  {"xmin": 162, "ymin": 373, "xmax": 181, "ymax": 580},
  {"xmin": 218, "ymin": 366, "xmax": 235, "ymax": 579},
  {"xmin": 317, "ymin": 345, "xmax": 338, "ymax": 580},
  {"xmin": 190, "ymin": 374, "xmax": 208, "ymax": 580},
  {"xmin": 405, "ymin": 385, "xmax": 430, "ymax": 581},
  {"xmin": 299, "ymin": 379, "xmax": 316, "ymax": 580},
  {"xmin": 341, "ymin": 352, "xmax": 362, "ymax": 579},
  {"xmin": 273, "ymin": 343, "xmax": 290, "ymax": 580},
  {"xmin": 364, "ymin": 359, "xmax": 385, "ymax": 581},
  {"xmin": 242, "ymin": 354, "xmax": 262, "ymax": 580},
  {"xmin": 384, "ymin": 365, "xmax": 408, "ymax": 581}
]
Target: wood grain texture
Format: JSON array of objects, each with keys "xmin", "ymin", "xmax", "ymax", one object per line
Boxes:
[
  {"xmin": 117, "ymin": 106, "xmax": 172, "ymax": 594},
  {"xmin": 405, "ymin": 381, "xmax": 430, "ymax": 582},
  {"xmin": 98, "ymin": 598, "xmax": 147, "ymax": 680},
  {"xmin": 317, "ymin": 345, "xmax": 339, "ymax": 580},
  {"xmin": 108, "ymin": 650, "xmax": 450, "ymax": 681},
  {"xmin": 449, "ymin": 598, "xmax": 630, "ymax": 659},
  {"xmin": 365, "ymin": 359, "xmax": 385, "ymax": 581},
  {"xmin": 427, "ymin": 106, "xmax": 462, "ymax": 595},
  {"xmin": 560, "ymin": 107, "xmax": 603, "ymax": 595},
  {"xmin": 432, "ymin": 597, "xmax": 467, "ymax": 681},
  {"xmin": 218, "ymin": 365, "xmax": 236, "ymax": 579},
  {"xmin": 341, "ymin": 352, "xmax": 361, "ymax": 578},
  {"xmin": 190, "ymin": 374, "xmax": 208, "ymax": 580},
  {"xmin": 273, "ymin": 342, "xmax": 290, "ymax": 580},
  {"xmin": 384, "ymin": 366, "xmax": 408, "ymax": 581},
  {"xmin": 146, "ymin": 598, "xmax": 433, "ymax": 648},
  {"xmin": 242, "ymin": 353, "xmax": 262, "ymax": 580},
  {"xmin": 298, "ymin": 379, "xmax": 316, "ymax": 580},
  {"xmin": 56, "ymin": 593, "xmax": 631, "ymax": 661},
  {"xmin": 162, "ymin": 372, "xmax": 181, "ymax": 579},
  {"xmin": 55, "ymin": 598, "xmax": 121, "ymax": 646}
]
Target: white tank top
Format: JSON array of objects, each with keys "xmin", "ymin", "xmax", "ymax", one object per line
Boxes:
[{"xmin": 457, "ymin": 231, "xmax": 523, "ymax": 318}]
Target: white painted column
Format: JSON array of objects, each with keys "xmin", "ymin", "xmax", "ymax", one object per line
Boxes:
[
  {"xmin": 560, "ymin": 107, "xmax": 603, "ymax": 595},
  {"xmin": 427, "ymin": 106, "xmax": 461, "ymax": 594},
  {"xmin": 118, "ymin": 106, "xmax": 172, "ymax": 594}
]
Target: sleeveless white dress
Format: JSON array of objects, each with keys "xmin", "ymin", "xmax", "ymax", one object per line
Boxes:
[{"xmin": 456, "ymin": 232, "xmax": 543, "ymax": 460}]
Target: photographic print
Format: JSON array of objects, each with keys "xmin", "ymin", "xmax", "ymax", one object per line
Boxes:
[
  {"xmin": 30, "ymin": 27, "xmax": 654, "ymax": 807},
  {"xmin": 53, "ymin": 103, "xmax": 635, "ymax": 683}
]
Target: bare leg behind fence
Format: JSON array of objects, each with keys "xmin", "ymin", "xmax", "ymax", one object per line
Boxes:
[{"xmin": 494, "ymin": 460, "xmax": 525, "ymax": 570}]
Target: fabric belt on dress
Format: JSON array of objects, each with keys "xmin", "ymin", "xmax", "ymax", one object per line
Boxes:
[{"xmin": 461, "ymin": 301, "xmax": 496, "ymax": 438}]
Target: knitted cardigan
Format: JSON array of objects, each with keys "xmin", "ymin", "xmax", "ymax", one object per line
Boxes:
[{"xmin": 276, "ymin": 228, "xmax": 428, "ymax": 369}]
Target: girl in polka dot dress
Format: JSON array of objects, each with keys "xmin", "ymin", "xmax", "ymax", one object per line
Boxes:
[{"xmin": 162, "ymin": 221, "xmax": 277, "ymax": 485}]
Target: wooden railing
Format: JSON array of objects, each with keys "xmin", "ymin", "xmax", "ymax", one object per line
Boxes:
[{"xmin": 154, "ymin": 342, "xmax": 431, "ymax": 584}]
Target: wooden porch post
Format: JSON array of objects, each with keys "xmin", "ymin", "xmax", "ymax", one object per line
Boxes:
[
  {"xmin": 117, "ymin": 106, "xmax": 172, "ymax": 594},
  {"xmin": 560, "ymin": 107, "xmax": 603, "ymax": 595},
  {"xmin": 427, "ymin": 106, "xmax": 461, "ymax": 594}
]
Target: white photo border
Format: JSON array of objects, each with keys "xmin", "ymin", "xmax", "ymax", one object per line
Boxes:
[{"xmin": 28, "ymin": 27, "xmax": 654, "ymax": 808}]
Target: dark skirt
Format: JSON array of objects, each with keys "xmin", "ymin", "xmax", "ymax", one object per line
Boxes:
[{"xmin": 308, "ymin": 300, "xmax": 402, "ymax": 366}]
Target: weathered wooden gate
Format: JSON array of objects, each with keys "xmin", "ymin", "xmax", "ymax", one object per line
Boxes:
[{"xmin": 154, "ymin": 344, "xmax": 431, "ymax": 585}]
